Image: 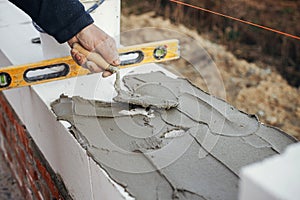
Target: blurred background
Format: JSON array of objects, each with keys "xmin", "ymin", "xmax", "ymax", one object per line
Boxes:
[{"xmin": 121, "ymin": 0, "xmax": 300, "ymax": 140}]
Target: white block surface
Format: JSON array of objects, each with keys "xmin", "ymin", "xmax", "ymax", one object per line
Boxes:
[
  {"xmin": 81, "ymin": 0, "xmax": 121, "ymax": 45},
  {"xmin": 239, "ymin": 143, "xmax": 300, "ymax": 200}
]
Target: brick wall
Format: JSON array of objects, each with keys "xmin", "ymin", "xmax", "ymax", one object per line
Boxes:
[{"xmin": 0, "ymin": 93, "xmax": 71, "ymax": 200}]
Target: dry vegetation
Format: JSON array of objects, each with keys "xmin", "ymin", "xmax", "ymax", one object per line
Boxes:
[
  {"xmin": 121, "ymin": 1, "xmax": 300, "ymax": 140},
  {"xmin": 123, "ymin": 0, "xmax": 300, "ymax": 87}
]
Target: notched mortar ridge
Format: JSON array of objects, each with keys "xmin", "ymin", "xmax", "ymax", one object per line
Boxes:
[{"xmin": 50, "ymin": 72, "xmax": 296, "ymax": 200}]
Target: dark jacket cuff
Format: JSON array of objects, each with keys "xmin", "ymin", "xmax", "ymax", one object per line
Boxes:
[{"xmin": 52, "ymin": 12, "xmax": 94, "ymax": 43}]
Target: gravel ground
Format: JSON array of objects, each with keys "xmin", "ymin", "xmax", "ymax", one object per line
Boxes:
[{"xmin": 0, "ymin": 152, "xmax": 24, "ymax": 200}]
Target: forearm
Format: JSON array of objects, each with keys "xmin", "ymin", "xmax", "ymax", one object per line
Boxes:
[{"xmin": 8, "ymin": 0, "xmax": 93, "ymax": 43}]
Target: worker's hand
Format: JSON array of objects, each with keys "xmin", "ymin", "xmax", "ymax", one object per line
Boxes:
[{"xmin": 68, "ymin": 24, "xmax": 120, "ymax": 77}]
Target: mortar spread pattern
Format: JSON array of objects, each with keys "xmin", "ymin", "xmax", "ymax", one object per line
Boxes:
[{"xmin": 51, "ymin": 71, "xmax": 296, "ymax": 200}]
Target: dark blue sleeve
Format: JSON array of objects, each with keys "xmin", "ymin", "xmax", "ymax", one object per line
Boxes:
[{"xmin": 8, "ymin": 0, "xmax": 94, "ymax": 43}]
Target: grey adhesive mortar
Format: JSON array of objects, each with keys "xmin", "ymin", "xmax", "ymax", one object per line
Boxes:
[{"xmin": 51, "ymin": 71, "xmax": 297, "ymax": 200}]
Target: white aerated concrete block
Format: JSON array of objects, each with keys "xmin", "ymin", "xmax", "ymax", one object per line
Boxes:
[
  {"xmin": 81, "ymin": 0, "xmax": 121, "ymax": 45},
  {"xmin": 41, "ymin": 0, "xmax": 121, "ymax": 59},
  {"xmin": 239, "ymin": 143, "xmax": 300, "ymax": 200}
]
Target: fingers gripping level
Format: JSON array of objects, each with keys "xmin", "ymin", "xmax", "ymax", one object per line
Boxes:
[
  {"xmin": 72, "ymin": 43, "xmax": 119, "ymax": 73},
  {"xmin": 0, "ymin": 39, "xmax": 180, "ymax": 91}
]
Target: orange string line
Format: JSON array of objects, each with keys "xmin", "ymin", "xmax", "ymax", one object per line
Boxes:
[{"xmin": 169, "ymin": 0, "xmax": 300, "ymax": 41}]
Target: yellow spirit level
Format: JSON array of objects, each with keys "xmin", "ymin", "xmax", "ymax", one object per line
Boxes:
[{"xmin": 0, "ymin": 40, "xmax": 180, "ymax": 91}]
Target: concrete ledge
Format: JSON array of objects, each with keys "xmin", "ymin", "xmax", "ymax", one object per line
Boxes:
[{"xmin": 239, "ymin": 143, "xmax": 300, "ymax": 200}]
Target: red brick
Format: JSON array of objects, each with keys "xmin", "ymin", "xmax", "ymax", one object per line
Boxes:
[
  {"xmin": 26, "ymin": 149, "xmax": 34, "ymax": 167},
  {"xmin": 41, "ymin": 170, "xmax": 55, "ymax": 192},
  {"xmin": 16, "ymin": 124, "xmax": 28, "ymax": 148},
  {"xmin": 0, "ymin": 125, "xmax": 8, "ymax": 140},
  {"xmin": 25, "ymin": 148, "xmax": 33, "ymax": 166},
  {"xmin": 13, "ymin": 156, "xmax": 27, "ymax": 188},
  {"xmin": 18, "ymin": 147, "xmax": 28, "ymax": 171},
  {"xmin": 5, "ymin": 154, "xmax": 12, "ymax": 165},
  {"xmin": 7, "ymin": 111, "xmax": 14, "ymax": 124},
  {"xmin": 23, "ymin": 136, "xmax": 31, "ymax": 154},
  {"xmin": 0, "ymin": 96, "xmax": 66, "ymax": 200},
  {"xmin": 36, "ymin": 180, "xmax": 52, "ymax": 200},
  {"xmin": 56, "ymin": 195, "xmax": 64, "ymax": 200},
  {"xmin": 15, "ymin": 168, "xmax": 25, "ymax": 189},
  {"xmin": 35, "ymin": 159, "xmax": 60, "ymax": 199},
  {"xmin": 0, "ymin": 112, "xmax": 4, "ymax": 122},
  {"xmin": 0, "ymin": 95, "xmax": 6, "ymax": 104},
  {"xmin": 35, "ymin": 159, "xmax": 46, "ymax": 177},
  {"xmin": 10, "ymin": 130, "xmax": 18, "ymax": 146},
  {"xmin": 24, "ymin": 188, "xmax": 34, "ymax": 200},
  {"xmin": 4, "ymin": 105, "xmax": 14, "ymax": 123},
  {"xmin": 3, "ymin": 137, "xmax": 9, "ymax": 148},
  {"xmin": 6, "ymin": 131, "xmax": 12, "ymax": 145},
  {"xmin": 14, "ymin": 143, "xmax": 21, "ymax": 158},
  {"xmin": 3, "ymin": 142, "xmax": 13, "ymax": 163},
  {"xmin": 3, "ymin": 117, "xmax": 7, "ymax": 126},
  {"xmin": 27, "ymin": 166, "xmax": 39, "ymax": 182},
  {"xmin": 28, "ymin": 175, "xmax": 43, "ymax": 200},
  {"xmin": 16, "ymin": 159, "xmax": 26, "ymax": 179}
]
